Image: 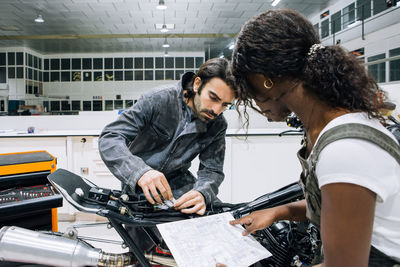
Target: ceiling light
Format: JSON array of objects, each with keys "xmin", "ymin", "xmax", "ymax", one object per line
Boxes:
[
  {"xmin": 160, "ymin": 24, "xmax": 169, "ymax": 33},
  {"xmin": 157, "ymin": 0, "xmax": 167, "ymax": 10},
  {"xmin": 162, "ymin": 37, "xmax": 170, "ymax": 48},
  {"xmin": 34, "ymin": 14, "xmax": 44, "ymax": 23},
  {"xmin": 271, "ymin": 0, "xmax": 281, "ymax": 7},
  {"xmin": 229, "ymin": 43, "xmax": 235, "ymax": 50}
]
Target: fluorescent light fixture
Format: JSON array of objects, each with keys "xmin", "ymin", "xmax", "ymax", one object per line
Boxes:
[
  {"xmin": 229, "ymin": 44, "xmax": 234, "ymax": 50},
  {"xmin": 157, "ymin": 0, "xmax": 167, "ymax": 10},
  {"xmin": 34, "ymin": 14, "xmax": 44, "ymax": 23},
  {"xmin": 271, "ymin": 0, "xmax": 281, "ymax": 7},
  {"xmin": 219, "ymin": 55, "xmax": 224, "ymax": 59},
  {"xmin": 162, "ymin": 38, "xmax": 170, "ymax": 48},
  {"xmin": 160, "ymin": 24, "xmax": 169, "ymax": 33}
]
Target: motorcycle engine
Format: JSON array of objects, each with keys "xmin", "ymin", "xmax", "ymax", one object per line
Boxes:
[{"xmin": 254, "ymin": 221, "xmax": 321, "ymax": 267}]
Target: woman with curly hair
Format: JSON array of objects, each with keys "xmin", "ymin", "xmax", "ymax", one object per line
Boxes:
[{"xmin": 225, "ymin": 9, "xmax": 400, "ymax": 267}]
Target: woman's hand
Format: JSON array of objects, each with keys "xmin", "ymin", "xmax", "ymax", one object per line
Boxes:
[{"xmin": 229, "ymin": 208, "xmax": 278, "ymax": 236}]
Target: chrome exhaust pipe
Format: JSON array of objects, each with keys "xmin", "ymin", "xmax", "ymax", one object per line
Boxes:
[{"xmin": 0, "ymin": 226, "xmax": 134, "ymax": 267}]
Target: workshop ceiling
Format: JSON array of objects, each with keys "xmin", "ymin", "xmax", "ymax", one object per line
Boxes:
[{"xmin": 0, "ymin": 0, "xmax": 333, "ymax": 55}]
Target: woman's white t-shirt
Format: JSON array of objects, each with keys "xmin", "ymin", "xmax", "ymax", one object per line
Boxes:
[{"xmin": 315, "ymin": 112, "xmax": 400, "ymax": 261}]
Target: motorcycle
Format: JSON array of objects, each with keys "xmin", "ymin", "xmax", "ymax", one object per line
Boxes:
[
  {"xmin": 0, "ymin": 168, "xmax": 321, "ymax": 267},
  {"xmin": 2, "ymin": 111, "xmax": 399, "ymax": 267}
]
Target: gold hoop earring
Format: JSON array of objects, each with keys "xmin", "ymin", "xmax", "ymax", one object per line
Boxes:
[{"xmin": 264, "ymin": 78, "xmax": 273, "ymax": 89}]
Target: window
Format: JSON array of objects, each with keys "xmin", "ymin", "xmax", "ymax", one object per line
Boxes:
[
  {"xmin": 16, "ymin": 52, "xmax": 23, "ymax": 65},
  {"xmin": 389, "ymin": 47, "xmax": 400, "ymax": 81},
  {"xmin": 8, "ymin": 52, "xmax": 15, "ymax": 65},
  {"xmin": 313, "ymin": 23, "xmax": 319, "ymax": 36},
  {"xmin": 105, "ymin": 100, "xmax": 113, "ymax": 111},
  {"xmin": 195, "ymin": 57, "xmax": 204, "ymax": 68},
  {"xmin": 17, "ymin": 67, "xmax": 23, "ymax": 78},
  {"xmin": 175, "ymin": 57, "xmax": 184, "ymax": 68},
  {"xmin": 51, "ymin": 72, "xmax": 60, "ymax": 82},
  {"xmin": 165, "ymin": 70, "xmax": 174, "ymax": 80},
  {"xmin": 93, "ymin": 58, "xmax": 103, "ymax": 69},
  {"xmin": 61, "ymin": 101, "xmax": 70, "ymax": 111},
  {"xmin": 135, "ymin": 70, "xmax": 143, "ymax": 80},
  {"xmin": 28, "ymin": 54, "xmax": 33, "ymax": 67},
  {"xmin": 321, "ymin": 19, "xmax": 330, "ymax": 38},
  {"xmin": 0, "ymin": 53, "xmax": 6, "ymax": 65},
  {"xmin": 124, "ymin": 71, "xmax": 133, "ymax": 81},
  {"xmin": 44, "ymin": 59, "xmax": 49, "ymax": 70},
  {"xmin": 51, "ymin": 59, "xmax": 60, "ymax": 70},
  {"xmin": 125, "ymin": 100, "xmax": 134, "ymax": 108},
  {"xmin": 104, "ymin": 71, "xmax": 114, "ymax": 81},
  {"xmin": 50, "ymin": 101, "xmax": 60, "ymax": 111},
  {"xmin": 114, "ymin": 100, "xmax": 123, "ymax": 110},
  {"xmin": 72, "ymin": 58, "xmax": 81, "ymax": 69},
  {"xmin": 155, "ymin": 70, "xmax": 164, "ymax": 80},
  {"xmin": 373, "ymin": 0, "xmax": 389, "ymax": 15},
  {"xmin": 105, "ymin": 58, "xmax": 113, "ymax": 69},
  {"xmin": 124, "ymin": 58, "xmax": 133, "ymax": 69},
  {"xmin": 145, "ymin": 57, "xmax": 154, "ymax": 68},
  {"xmin": 155, "ymin": 57, "xmax": 164, "ymax": 69},
  {"xmin": 0, "ymin": 67, "xmax": 6, "ymax": 83},
  {"xmin": 43, "ymin": 72, "xmax": 49, "ymax": 82},
  {"xmin": 114, "ymin": 58, "xmax": 123, "ymax": 69},
  {"xmin": 368, "ymin": 53, "xmax": 386, "ymax": 83},
  {"xmin": 61, "ymin": 58, "xmax": 70, "ymax": 70},
  {"xmin": 135, "ymin": 58, "xmax": 143, "ymax": 68},
  {"xmin": 165, "ymin": 57, "xmax": 174, "ymax": 68},
  {"xmin": 94, "ymin": 71, "xmax": 102, "ymax": 81},
  {"xmin": 343, "ymin": 3, "xmax": 355, "ymax": 29},
  {"xmin": 72, "ymin": 71, "xmax": 81, "ymax": 81},
  {"xmin": 145, "ymin": 70, "xmax": 153, "ymax": 80},
  {"xmin": 72, "ymin": 101, "xmax": 81, "ymax": 111},
  {"xmin": 114, "ymin": 71, "xmax": 123, "ymax": 81},
  {"xmin": 331, "ymin": 11, "xmax": 341, "ymax": 34},
  {"xmin": 8, "ymin": 67, "xmax": 15, "ymax": 78},
  {"xmin": 357, "ymin": 0, "xmax": 371, "ymax": 20},
  {"xmin": 93, "ymin": 100, "xmax": 103, "ymax": 111},
  {"xmin": 61, "ymin": 71, "xmax": 70, "ymax": 82},
  {"xmin": 185, "ymin": 57, "xmax": 194, "ymax": 68},
  {"xmin": 82, "ymin": 58, "xmax": 92, "ymax": 69},
  {"xmin": 83, "ymin": 71, "xmax": 92, "ymax": 81},
  {"xmin": 83, "ymin": 101, "xmax": 91, "ymax": 111},
  {"xmin": 175, "ymin": 70, "xmax": 184, "ymax": 80}
]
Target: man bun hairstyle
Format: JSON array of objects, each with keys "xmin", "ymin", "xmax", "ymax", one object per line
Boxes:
[{"xmin": 185, "ymin": 57, "xmax": 237, "ymax": 99}]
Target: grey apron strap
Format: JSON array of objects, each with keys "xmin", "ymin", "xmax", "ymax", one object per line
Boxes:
[{"xmin": 311, "ymin": 123, "xmax": 400, "ymax": 165}]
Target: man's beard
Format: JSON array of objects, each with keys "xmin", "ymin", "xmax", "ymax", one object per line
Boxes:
[{"xmin": 199, "ymin": 109, "xmax": 217, "ymax": 122}]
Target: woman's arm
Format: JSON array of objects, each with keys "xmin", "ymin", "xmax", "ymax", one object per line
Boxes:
[
  {"xmin": 320, "ymin": 182, "xmax": 376, "ymax": 267},
  {"xmin": 229, "ymin": 199, "xmax": 308, "ymax": 235}
]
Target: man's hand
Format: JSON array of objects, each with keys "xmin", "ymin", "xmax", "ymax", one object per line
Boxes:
[
  {"xmin": 173, "ymin": 190, "xmax": 206, "ymax": 215},
  {"xmin": 229, "ymin": 208, "xmax": 277, "ymax": 236},
  {"xmin": 137, "ymin": 170, "xmax": 173, "ymax": 204}
]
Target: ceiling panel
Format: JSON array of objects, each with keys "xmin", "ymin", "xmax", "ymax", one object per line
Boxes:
[{"xmin": 0, "ymin": 0, "xmax": 333, "ymax": 54}]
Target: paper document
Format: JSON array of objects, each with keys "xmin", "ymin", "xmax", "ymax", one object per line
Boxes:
[{"xmin": 157, "ymin": 212, "xmax": 271, "ymax": 267}]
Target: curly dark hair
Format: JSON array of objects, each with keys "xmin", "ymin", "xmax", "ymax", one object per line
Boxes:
[
  {"xmin": 184, "ymin": 57, "xmax": 237, "ymax": 99},
  {"xmin": 232, "ymin": 9, "xmax": 383, "ymax": 126}
]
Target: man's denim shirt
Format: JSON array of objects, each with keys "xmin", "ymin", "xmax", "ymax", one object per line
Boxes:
[{"xmin": 98, "ymin": 73, "xmax": 227, "ymax": 204}]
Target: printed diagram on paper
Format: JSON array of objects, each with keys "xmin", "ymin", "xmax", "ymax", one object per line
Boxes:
[{"xmin": 157, "ymin": 212, "xmax": 271, "ymax": 267}]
